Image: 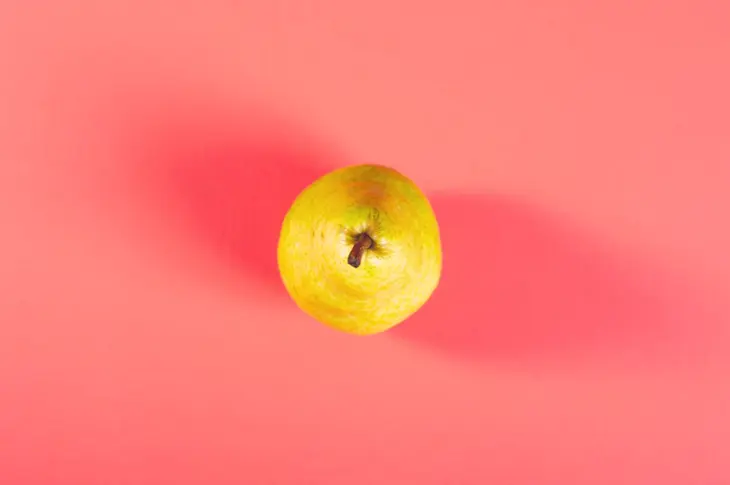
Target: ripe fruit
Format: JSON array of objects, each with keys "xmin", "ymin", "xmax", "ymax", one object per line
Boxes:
[{"xmin": 277, "ymin": 164, "xmax": 442, "ymax": 335}]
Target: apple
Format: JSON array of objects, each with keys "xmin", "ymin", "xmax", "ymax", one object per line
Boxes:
[{"xmin": 277, "ymin": 164, "xmax": 442, "ymax": 335}]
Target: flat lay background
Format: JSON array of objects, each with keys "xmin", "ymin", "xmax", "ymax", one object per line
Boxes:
[{"xmin": 1, "ymin": 1, "xmax": 729, "ymax": 484}]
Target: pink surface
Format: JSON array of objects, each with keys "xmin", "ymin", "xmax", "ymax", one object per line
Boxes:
[{"xmin": 1, "ymin": 1, "xmax": 729, "ymax": 484}]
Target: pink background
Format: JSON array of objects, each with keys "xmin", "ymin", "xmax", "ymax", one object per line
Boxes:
[{"xmin": 1, "ymin": 1, "xmax": 729, "ymax": 484}]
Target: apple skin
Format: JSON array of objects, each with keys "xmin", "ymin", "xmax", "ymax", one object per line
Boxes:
[{"xmin": 277, "ymin": 164, "xmax": 442, "ymax": 335}]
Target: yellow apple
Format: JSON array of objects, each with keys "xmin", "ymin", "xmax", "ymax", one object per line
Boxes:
[{"xmin": 277, "ymin": 164, "xmax": 442, "ymax": 335}]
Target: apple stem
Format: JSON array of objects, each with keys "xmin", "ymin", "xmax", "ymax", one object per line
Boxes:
[{"xmin": 347, "ymin": 233, "xmax": 373, "ymax": 268}]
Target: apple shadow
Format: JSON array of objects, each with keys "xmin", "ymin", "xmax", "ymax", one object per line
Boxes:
[
  {"xmin": 389, "ymin": 194, "xmax": 676, "ymax": 364},
  {"xmin": 124, "ymin": 97, "xmax": 677, "ymax": 364}
]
